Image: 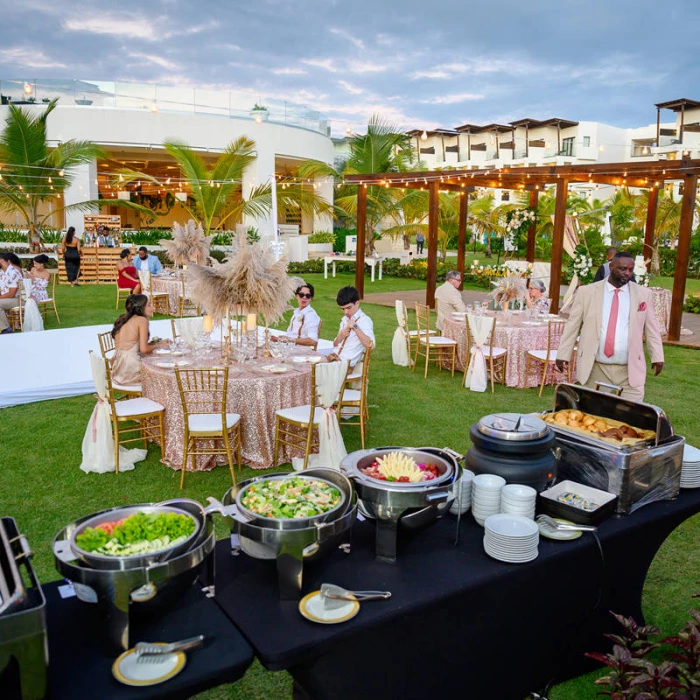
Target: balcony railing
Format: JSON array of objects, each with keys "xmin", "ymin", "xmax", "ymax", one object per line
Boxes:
[{"xmin": 0, "ymin": 78, "xmax": 330, "ymax": 135}]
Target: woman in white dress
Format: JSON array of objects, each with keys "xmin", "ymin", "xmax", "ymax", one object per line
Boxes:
[{"xmin": 29, "ymin": 255, "xmax": 51, "ymax": 302}]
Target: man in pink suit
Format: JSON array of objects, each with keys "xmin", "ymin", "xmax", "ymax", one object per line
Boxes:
[{"xmin": 555, "ymin": 252, "xmax": 664, "ymax": 402}]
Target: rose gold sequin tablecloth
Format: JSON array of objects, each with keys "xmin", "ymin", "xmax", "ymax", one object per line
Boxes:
[
  {"xmin": 151, "ymin": 275, "xmax": 189, "ymax": 316},
  {"xmin": 141, "ymin": 352, "xmax": 314, "ymax": 471},
  {"xmin": 649, "ymin": 288, "xmax": 671, "ymax": 335},
  {"xmin": 442, "ymin": 314, "xmax": 567, "ymax": 389}
]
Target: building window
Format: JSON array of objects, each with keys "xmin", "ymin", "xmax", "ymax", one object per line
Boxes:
[
  {"xmin": 560, "ymin": 137, "xmax": 575, "ymax": 157},
  {"xmin": 419, "ymin": 146, "xmax": 435, "ymax": 154},
  {"xmin": 501, "ymin": 192, "xmax": 510, "ymax": 201},
  {"xmin": 583, "ymin": 136, "xmax": 591, "ymax": 147}
]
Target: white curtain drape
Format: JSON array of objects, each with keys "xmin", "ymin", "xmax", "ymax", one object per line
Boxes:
[
  {"xmin": 138, "ymin": 269, "xmax": 151, "ymax": 296},
  {"xmin": 21, "ymin": 280, "xmax": 44, "ymax": 332},
  {"xmin": 464, "ymin": 314, "xmax": 493, "ymax": 392},
  {"xmin": 174, "ymin": 317, "xmax": 204, "ymax": 344},
  {"xmin": 79, "ymin": 352, "xmax": 147, "ymax": 474},
  {"xmin": 392, "ymin": 300, "xmax": 411, "ymax": 366},
  {"xmin": 315, "ymin": 360, "xmax": 349, "ymax": 470}
]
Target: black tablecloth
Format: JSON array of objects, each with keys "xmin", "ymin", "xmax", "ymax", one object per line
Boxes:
[
  {"xmin": 213, "ymin": 488, "xmax": 700, "ymax": 700},
  {"xmin": 44, "ymin": 580, "xmax": 254, "ymax": 700}
]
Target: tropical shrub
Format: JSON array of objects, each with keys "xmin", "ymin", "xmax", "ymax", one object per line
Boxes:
[
  {"xmin": 333, "ymin": 228, "xmax": 356, "ymax": 253},
  {"xmin": 307, "ymin": 231, "xmax": 336, "ymax": 244},
  {"xmin": 683, "ymin": 296, "xmax": 700, "ymax": 314}
]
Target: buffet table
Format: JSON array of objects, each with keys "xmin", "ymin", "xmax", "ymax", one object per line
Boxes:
[
  {"xmin": 44, "ymin": 579, "xmax": 254, "ymax": 699},
  {"xmin": 141, "ymin": 349, "xmax": 314, "ymax": 470},
  {"xmin": 323, "ymin": 255, "xmax": 383, "ymax": 282},
  {"xmin": 213, "ymin": 487, "xmax": 700, "ymax": 700},
  {"xmin": 442, "ymin": 313, "xmax": 567, "ymax": 388}
]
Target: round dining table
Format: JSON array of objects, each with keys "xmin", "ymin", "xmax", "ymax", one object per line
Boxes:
[
  {"xmin": 442, "ymin": 311, "xmax": 567, "ymax": 389},
  {"xmin": 151, "ymin": 273, "xmax": 188, "ymax": 316},
  {"xmin": 141, "ymin": 346, "xmax": 317, "ymax": 471}
]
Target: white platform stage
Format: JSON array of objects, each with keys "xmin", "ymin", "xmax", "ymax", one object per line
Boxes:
[{"xmin": 0, "ymin": 319, "xmax": 333, "ymax": 409}]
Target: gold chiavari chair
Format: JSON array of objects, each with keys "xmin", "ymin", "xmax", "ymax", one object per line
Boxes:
[
  {"xmin": 97, "ymin": 330, "xmax": 142, "ymax": 397},
  {"xmin": 36, "ymin": 270, "xmax": 60, "ymax": 323},
  {"xmin": 524, "ymin": 320, "xmax": 566, "ymax": 397},
  {"xmin": 337, "ymin": 345, "xmax": 373, "ymax": 449},
  {"xmin": 413, "ymin": 302, "xmax": 457, "ymax": 378},
  {"xmin": 463, "ymin": 315, "xmax": 507, "ymax": 393}
]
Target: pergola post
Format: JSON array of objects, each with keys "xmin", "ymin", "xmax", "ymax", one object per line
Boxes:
[
  {"xmin": 355, "ymin": 184, "xmax": 367, "ymax": 298},
  {"xmin": 426, "ymin": 181, "xmax": 439, "ymax": 308},
  {"xmin": 549, "ymin": 179, "xmax": 568, "ymax": 314},
  {"xmin": 457, "ymin": 191, "xmax": 468, "ymax": 290},
  {"xmin": 668, "ymin": 173, "xmax": 698, "ymax": 341},
  {"xmin": 643, "ymin": 186, "xmax": 659, "ymax": 273},
  {"xmin": 526, "ymin": 189, "xmax": 538, "ymax": 263}
]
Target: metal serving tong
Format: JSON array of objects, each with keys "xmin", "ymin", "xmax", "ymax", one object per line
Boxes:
[
  {"xmin": 135, "ymin": 635, "xmax": 205, "ymax": 663},
  {"xmin": 536, "ymin": 514, "xmax": 598, "ymax": 533},
  {"xmin": 320, "ymin": 583, "xmax": 391, "ymax": 609}
]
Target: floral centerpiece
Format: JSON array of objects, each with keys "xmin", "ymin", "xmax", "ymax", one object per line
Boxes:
[
  {"xmin": 504, "ymin": 208, "xmax": 536, "ymax": 251},
  {"xmin": 633, "ymin": 255, "xmax": 650, "ymax": 287},
  {"xmin": 488, "ymin": 271, "xmax": 528, "ymax": 310},
  {"xmin": 567, "ymin": 243, "xmax": 594, "ymax": 284}
]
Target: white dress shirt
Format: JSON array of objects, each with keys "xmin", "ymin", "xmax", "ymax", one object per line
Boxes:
[
  {"xmin": 596, "ymin": 281, "xmax": 630, "ymax": 364},
  {"xmin": 337, "ymin": 309, "xmax": 375, "ymax": 367},
  {"xmin": 286, "ymin": 305, "xmax": 321, "ymax": 342}
]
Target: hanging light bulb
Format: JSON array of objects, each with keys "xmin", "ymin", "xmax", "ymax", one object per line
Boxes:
[
  {"xmin": 58, "ymin": 169, "xmax": 65, "ymax": 177},
  {"xmin": 598, "ymin": 145, "xmax": 605, "ymax": 152},
  {"xmin": 420, "ymin": 130, "xmax": 428, "ymax": 141},
  {"xmin": 345, "ymin": 126, "xmax": 352, "ymax": 135},
  {"xmin": 255, "ymin": 114, "xmax": 263, "ymax": 124},
  {"xmin": 642, "ymin": 145, "xmax": 650, "ymax": 155},
  {"xmin": 23, "ymin": 82, "xmax": 33, "ymax": 95},
  {"xmin": 150, "ymin": 101, "xmax": 158, "ymax": 113}
]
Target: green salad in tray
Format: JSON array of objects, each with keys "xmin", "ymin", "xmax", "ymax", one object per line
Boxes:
[
  {"xmin": 241, "ymin": 477, "xmax": 342, "ymax": 519},
  {"xmin": 75, "ymin": 511, "xmax": 197, "ymax": 557}
]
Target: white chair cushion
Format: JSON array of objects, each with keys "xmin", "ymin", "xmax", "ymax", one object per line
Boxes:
[
  {"xmin": 408, "ymin": 329, "xmax": 436, "ymax": 337},
  {"xmin": 422, "ymin": 336, "xmax": 457, "ymax": 346},
  {"xmin": 37, "ymin": 297, "xmax": 53, "ymax": 303},
  {"xmin": 188, "ymin": 413, "xmax": 240, "ymax": 433},
  {"xmin": 484, "ymin": 346, "xmax": 507, "ymax": 358},
  {"xmin": 527, "ymin": 349, "xmax": 558, "ymax": 362},
  {"xmin": 276, "ymin": 405, "xmax": 325, "ymax": 425},
  {"xmin": 112, "ymin": 397, "xmax": 164, "ymax": 417},
  {"xmin": 113, "ymin": 382, "xmax": 142, "ymax": 393},
  {"xmin": 345, "ymin": 372, "xmax": 362, "ymax": 382},
  {"xmin": 341, "ymin": 389, "xmax": 362, "ymax": 403}
]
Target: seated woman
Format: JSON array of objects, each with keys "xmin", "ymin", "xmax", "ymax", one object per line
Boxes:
[
  {"xmin": 116, "ymin": 249, "xmax": 142, "ymax": 295},
  {"xmin": 29, "ymin": 255, "xmax": 51, "ymax": 302},
  {"xmin": 526, "ymin": 280, "xmax": 551, "ymax": 314},
  {"xmin": 271, "ymin": 283, "xmax": 321, "ymax": 348},
  {"xmin": 110, "ymin": 295, "xmax": 165, "ymax": 386}
]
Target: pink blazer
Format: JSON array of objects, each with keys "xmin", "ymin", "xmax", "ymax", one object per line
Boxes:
[{"xmin": 557, "ymin": 281, "xmax": 664, "ymax": 388}]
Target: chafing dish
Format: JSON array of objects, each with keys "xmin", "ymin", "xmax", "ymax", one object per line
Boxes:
[
  {"xmin": 545, "ymin": 383, "xmax": 685, "ymax": 514},
  {"xmin": 213, "ymin": 469, "xmax": 356, "ymax": 600},
  {"xmin": 53, "ymin": 499, "xmax": 216, "ymax": 652},
  {"xmin": 0, "ymin": 517, "xmax": 48, "ymax": 700},
  {"xmin": 340, "ymin": 447, "xmax": 461, "ymax": 562}
]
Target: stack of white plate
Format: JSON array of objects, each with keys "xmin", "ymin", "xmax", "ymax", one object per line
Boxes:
[
  {"xmin": 472, "ymin": 474, "xmax": 506, "ymax": 526},
  {"xmin": 681, "ymin": 444, "xmax": 700, "ymax": 488},
  {"xmin": 500, "ymin": 484, "xmax": 537, "ymax": 519},
  {"xmin": 449, "ymin": 469, "xmax": 475, "ymax": 515},
  {"xmin": 483, "ymin": 513, "xmax": 539, "ymax": 563}
]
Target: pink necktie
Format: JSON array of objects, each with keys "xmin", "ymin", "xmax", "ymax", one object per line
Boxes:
[{"xmin": 604, "ymin": 289, "xmax": 620, "ymax": 358}]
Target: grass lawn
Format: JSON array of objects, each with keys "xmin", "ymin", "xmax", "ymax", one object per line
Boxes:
[{"xmin": 2, "ymin": 273, "xmax": 699, "ymax": 700}]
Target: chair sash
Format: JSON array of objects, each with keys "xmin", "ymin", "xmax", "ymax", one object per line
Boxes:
[
  {"xmin": 21, "ymin": 279, "xmax": 44, "ymax": 333},
  {"xmin": 138, "ymin": 269, "xmax": 152, "ymax": 297},
  {"xmin": 79, "ymin": 352, "xmax": 146, "ymax": 473},
  {"xmin": 464, "ymin": 314, "xmax": 493, "ymax": 393},
  {"xmin": 392, "ymin": 300, "xmax": 410, "ymax": 367},
  {"xmin": 175, "ymin": 316, "xmax": 204, "ymax": 344},
  {"xmin": 315, "ymin": 360, "xmax": 349, "ymax": 470}
]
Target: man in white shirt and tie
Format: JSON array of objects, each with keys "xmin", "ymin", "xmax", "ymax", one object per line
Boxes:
[
  {"xmin": 272, "ymin": 283, "xmax": 321, "ymax": 347},
  {"xmin": 556, "ymin": 252, "xmax": 664, "ymax": 402},
  {"xmin": 333, "ymin": 286, "xmax": 375, "ymax": 367}
]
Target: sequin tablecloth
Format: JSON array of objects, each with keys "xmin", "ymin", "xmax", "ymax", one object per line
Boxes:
[
  {"xmin": 151, "ymin": 274, "xmax": 189, "ymax": 316},
  {"xmin": 442, "ymin": 313, "xmax": 566, "ymax": 389},
  {"xmin": 141, "ymin": 350, "xmax": 314, "ymax": 470},
  {"xmin": 649, "ymin": 287, "xmax": 672, "ymax": 335}
]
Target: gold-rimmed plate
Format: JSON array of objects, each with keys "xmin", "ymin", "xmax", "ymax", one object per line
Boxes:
[
  {"xmin": 299, "ymin": 590, "xmax": 360, "ymax": 624},
  {"xmin": 537, "ymin": 517, "xmax": 582, "ymax": 541},
  {"xmin": 112, "ymin": 645, "xmax": 186, "ymax": 686}
]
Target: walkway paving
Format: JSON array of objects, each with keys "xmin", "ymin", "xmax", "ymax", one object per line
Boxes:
[{"xmin": 362, "ymin": 288, "xmax": 700, "ymax": 349}]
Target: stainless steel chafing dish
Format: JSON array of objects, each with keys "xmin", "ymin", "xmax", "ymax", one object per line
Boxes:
[
  {"xmin": 53, "ymin": 499, "xmax": 216, "ymax": 652},
  {"xmin": 545, "ymin": 383, "xmax": 685, "ymax": 514},
  {"xmin": 0, "ymin": 517, "xmax": 48, "ymax": 700}
]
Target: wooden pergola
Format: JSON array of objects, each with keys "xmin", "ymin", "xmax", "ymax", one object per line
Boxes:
[{"xmin": 344, "ymin": 158, "xmax": 700, "ymax": 342}]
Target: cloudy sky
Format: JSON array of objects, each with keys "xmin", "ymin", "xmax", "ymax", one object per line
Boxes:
[{"xmin": 0, "ymin": 0, "xmax": 698, "ymax": 135}]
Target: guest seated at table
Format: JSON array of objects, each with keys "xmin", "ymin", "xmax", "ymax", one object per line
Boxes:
[
  {"xmin": 526, "ymin": 280, "xmax": 550, "ymax": 314},
  {"xmin": 110, "ymin": 294, "xmax": 166, "ymax": 385},
  {"xmin": 435, "ymin": 270, "xmax": 466, "ymax": 331},
  {"xmin": 0, "ymin": 253, "xmax": 21, "ymax": 334},
  {"xmin": 116, "ymin": 249, "xmax": 142, "ymax": 295},
  {"xmin": 29, "ymin": 255, "xmax": 50, "ymax": 301},
  {"xmin": 134, "ymin": 246, "xmax": 163, "ymax": 275},
  {"xmin": 332, "ymin": 286, "xmax": 375, "ymax": 367},
  {"xmin": 271, "ymin": 283, "xmax": 320, "ymax": 347}
]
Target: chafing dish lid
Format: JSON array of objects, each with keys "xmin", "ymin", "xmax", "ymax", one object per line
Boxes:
[{"xmin": 477, "ymin": 413, "xmax": 549, "ymax": 441}]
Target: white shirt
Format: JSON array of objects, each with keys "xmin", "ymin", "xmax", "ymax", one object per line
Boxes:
[
  {"xmin": 0, "ymin": 266, "xmax": 21, "ymax": 296},
  {"xmin": 337, "ymin": 309, "xmax": 375, "ymax": 368},
  {"xmin": 596, "ymin": 281, "xmax": 630, "ymax": 364},
  {"xmin": 286, "ymin": 305, "xmax": 321, "ymax": 342}
]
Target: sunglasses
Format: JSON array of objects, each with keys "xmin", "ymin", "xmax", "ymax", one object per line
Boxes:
[{"xmin": 297, "ymin": 292, "xmax": 313, "ymax": 299}]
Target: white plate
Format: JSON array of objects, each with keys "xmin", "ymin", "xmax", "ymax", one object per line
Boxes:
[
  {"xmin": 176, "ymin": 360, "xmax": 191, "ymax": 367},
  {"xmin": 484, "ymin": 514, "xmax": 539, "ymax": 539},
  {"xmin": 292, "ymin": 356, "xmax": 309, "ymax": 363},
  {"xmin": 153, "ymin": 349, "xmax": 171, "ymax": 355},
  {"xmin": 299, "ymin": 590, "xmax": 359, "ymax": 624},
  {"xmin": 261, "ymin": 364, "xmax": 289, "ymax": 374},
  {"xmin": 112, "ymin": 645, "xmax": 186, "ymax": 686},
  {"xmin": 537, "ymin": 517, "xmax": 582, "ymax": 541},
  {"xmin": 155, "ymin": 362, "xmax": 176, "ymax": 369},
  {"xmin": 171, "ymin": 351, "xmax": 185, "ymax": 357}
]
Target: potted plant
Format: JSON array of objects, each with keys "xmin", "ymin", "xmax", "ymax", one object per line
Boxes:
[
  {"xmin": 42, "ymin": 98, "xmax": 51, "ymax": 103},
  {"xmin": 307, "ymin": 231, "xmax": 335, "ymax": 257},
  {"xmin": 250, "ymin": 102, "xmax": 269, "ymax": 121}
]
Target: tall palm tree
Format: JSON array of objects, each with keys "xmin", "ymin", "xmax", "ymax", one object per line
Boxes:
[
  {"xmin": 466, "ymin": 194, "xmax": 506, "ymax": 257},
  {"xmin": 0, "ymin": 100, "xmax": 150, "ymax": 243},
  {"xmin": 119, "ymin": 137, "xmax": 273, "ymax": 237}
]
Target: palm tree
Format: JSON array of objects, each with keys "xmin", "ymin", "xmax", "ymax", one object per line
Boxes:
[
  {"xmin": 466, "ymin": 194, "xmax": 506, "ymax": 257},
  {"xmin": 0, "ymin": 100, "xmax": 150, "ymax": 243}
]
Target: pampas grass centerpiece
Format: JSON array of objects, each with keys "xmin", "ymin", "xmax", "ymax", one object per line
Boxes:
[{"xmin": 160, "ymin": 219, "xmax": 213, "ymax": 267}]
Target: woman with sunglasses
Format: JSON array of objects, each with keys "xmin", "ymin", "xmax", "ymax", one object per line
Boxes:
[{"xmin": 272, "ymin": 283, "xmax": 321, "ymax": 347}]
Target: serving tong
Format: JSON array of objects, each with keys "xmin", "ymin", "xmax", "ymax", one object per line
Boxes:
[
  {"xmin": 536, "ymin": 514, "xmax": 597, "ymax": 533},
  {"xmin": 320, "ymin": 583, "xmax": 391, "ymax": 610},
  {"xmin": 135, "ymin": 635, "xmax": 205, "ymax": 663}
]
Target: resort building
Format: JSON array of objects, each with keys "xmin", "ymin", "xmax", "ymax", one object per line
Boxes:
[{"xmin": 0, "ymin": 79, "xmax": 335, "ymax": 237}]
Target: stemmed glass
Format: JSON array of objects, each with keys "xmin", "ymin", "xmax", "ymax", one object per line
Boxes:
[{"xmin": 277, "ymin": 336, "xmax": 290, "ymax": 363}]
